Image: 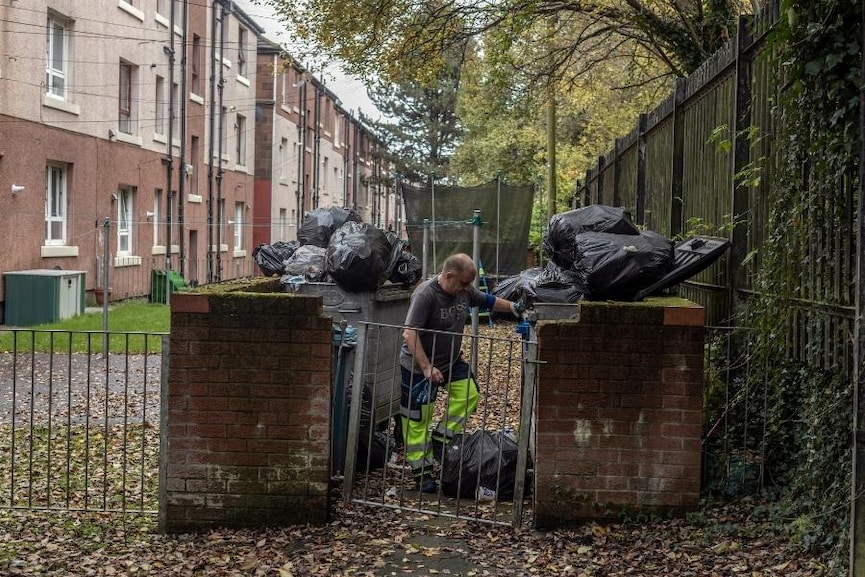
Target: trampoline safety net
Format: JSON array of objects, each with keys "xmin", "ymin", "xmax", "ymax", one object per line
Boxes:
[{"xmin": 400, "ymin": 179, "xmax": 535, "ymax": 278}]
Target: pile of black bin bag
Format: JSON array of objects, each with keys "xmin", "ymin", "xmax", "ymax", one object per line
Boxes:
[
  {"xmin": 493, "ymin": 204, "xmax": 674, "ymax": 305},
  {"xmin": 251, "ymin": 206, "xmax": 422, "ymax": 291}
]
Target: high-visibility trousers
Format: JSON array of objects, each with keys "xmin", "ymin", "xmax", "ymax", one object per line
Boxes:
[{"xmin": 400, "ymin": 360, "xmax": 479, "ymax": 477}]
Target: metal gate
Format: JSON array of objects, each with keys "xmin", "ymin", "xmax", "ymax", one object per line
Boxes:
[{"xmin": 342, "ymin": 321, "xmax": 538, "ymax": 528}]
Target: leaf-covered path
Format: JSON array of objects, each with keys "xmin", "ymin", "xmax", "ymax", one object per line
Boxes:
[{"xmin": 0, "ymin": 498, "xmax": 839, "ymax": 576}]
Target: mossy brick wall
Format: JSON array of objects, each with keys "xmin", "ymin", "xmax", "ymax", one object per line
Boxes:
[
  {"xmin": 533, "ymin": 302, "xmax": 704, "ymax": 527},
  {"xmin": 159, "ymin": 288, "xmax": 332, "ymax": 532}
]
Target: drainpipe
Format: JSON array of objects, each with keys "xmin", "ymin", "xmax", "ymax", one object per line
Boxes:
[
  {"xmin": 312, "ymin": 79, "xmax": 321, "ymax": 208},
  {"xmin": 177, "ymin": 0, "xmax": 189, "ymax": 276},
  {"xmin": 165, "ymin": 0, "xmax": 176, "ymax": 271},
  {"xmin": 206, "ymin": 0, "xmax": 217, "ymax": 283},
  {"xmin": 215, "ymin": 0, "xmax": 228, "ymax": 281}
]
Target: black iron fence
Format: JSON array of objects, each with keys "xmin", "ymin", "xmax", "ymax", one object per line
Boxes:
[{"xmin": 0, "ymin": 330, "xmax": 166, "ymax": 513}]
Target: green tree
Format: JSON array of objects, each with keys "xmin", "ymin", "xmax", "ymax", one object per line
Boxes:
[
  {"xmin": 265, "ymin": 0, "xmax": 745, "ymax": 87},
  {"xmin": 363, "ymin": 47, "xmax": 465, "ymax": 184}
]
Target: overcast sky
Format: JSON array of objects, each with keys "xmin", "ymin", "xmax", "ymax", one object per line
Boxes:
[{"xmin": 232, "ymin": 0, "xmax": 381, "ymax": 119}]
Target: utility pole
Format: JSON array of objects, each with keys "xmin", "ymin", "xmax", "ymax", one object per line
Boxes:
[{"xmin": 546, "ymin": 15, "xmax": 557, "ymax": 222}]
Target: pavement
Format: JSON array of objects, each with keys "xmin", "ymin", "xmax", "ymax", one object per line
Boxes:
[{"xmin": 370, "ymin": 516, "xmax": 477, "ymax": 576}]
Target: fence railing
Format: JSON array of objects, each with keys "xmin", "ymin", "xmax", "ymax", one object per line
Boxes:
[
  {"xmin": 574, "ymin": 0, "xmax": 856, "ymax": 380},
  {"xmin": 0, "ymin": 330, "xmax": 166, "ymax": 514}
]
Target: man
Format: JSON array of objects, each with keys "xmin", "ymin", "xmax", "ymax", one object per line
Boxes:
[{"xmin": 399, "ymin": 253, "xmax": 526, "ymax": 492}]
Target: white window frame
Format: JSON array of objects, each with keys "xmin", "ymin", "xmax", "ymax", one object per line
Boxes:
[
  {"xmin": 191, "ymin": 34, "xmax": 201, "ymax": 96},
  {"xmin": 153, "ymin": 189, "xmax": 162, "ymax": 246},
  {"xmin": 279, "ymin": 137, "xmax": 288, "ymax": 181},
  {"xmin": 155, "ymin": 75, "xmax": 166, "ymax": 136},
  {"xmin": 46, "ymin": 15, "xmax": 68, "ymax": 99},
  {"xmin": 117, "ymin": 186, "xmax": 134, "ymax": 256},
  {"xmin": 235, "ymin": 114, "xmax": 246, "ymax": 165},
  {"xmin": 233, "ymin": 202, "xmax": 243, "ymax": 250},
  {"xmin": 45, "ymin": 164, "xmax": 67, "ymax": 245},
  {"xmin": 237, "ymin": 26, "xmax": 247, "ymax": 78},
  {"xmin": 119, "ymin": 61, "xmax": 135, "ymax": 134}
]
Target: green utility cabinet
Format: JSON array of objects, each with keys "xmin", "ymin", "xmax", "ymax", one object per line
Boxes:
[{"xmin": 4, "ymin": 269, "xmax": 86, "ymax": 326}]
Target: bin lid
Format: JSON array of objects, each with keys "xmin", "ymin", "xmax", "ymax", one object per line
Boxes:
[
  {"xmin": 633, "ymin": 235, "xmax": 730, "ymax": 301},
  {"xmin": 4, "ymin": 269, "xmax": 86, "ymax": 277}
]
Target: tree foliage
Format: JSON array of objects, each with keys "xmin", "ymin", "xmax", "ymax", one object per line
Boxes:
[
  {"xmin": 732, "ymin": 0, "xmax": 861, "ymax": 564},
  {"xmin": 362, "ymin": 46, "xmax": 465, "ymax": 184},
  {"xmin": 265, "ymin": 0, "xmax": 750, "ymax": 88}
]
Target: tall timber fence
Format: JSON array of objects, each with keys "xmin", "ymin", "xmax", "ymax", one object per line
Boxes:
[{"xmin": 573, "ymin": 0, "xmax": 856, "ymax": 380}]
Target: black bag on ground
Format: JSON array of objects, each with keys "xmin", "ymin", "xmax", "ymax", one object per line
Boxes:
[
  {"xmin": 326, "ymin": 222, "xmax": 392, "ymax": 292},
  {"xmin": 543, "ymin": 205, "xmax": 640, "ymax": 268},
  {"xmin": 298, "ymin": 206, "xmax": 363, "ymax": 248},
  {"xmin": 253, "ymin": 240, "xmax": 300, "ymax": 277},
  {"xmin": 441, "ymin": 430, "xmax": 521, "ymax": 500},
  {"xmin": 575, "ymin": 230, "xmax": 674, "ymax": 301}
]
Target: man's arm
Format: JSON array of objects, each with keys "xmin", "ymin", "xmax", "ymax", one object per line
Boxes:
[{"xmin": 403, "ymin": 327, "xmax": 443, "ymax": 384}]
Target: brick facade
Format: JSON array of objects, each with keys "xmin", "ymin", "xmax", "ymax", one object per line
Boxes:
[
  {"xmin": 159, "ymin": 284, "xmax": 332, "ymax": 532},
  {"xmin": 533, "ymin": 302, "xmax": 705, "ymax": 527}
]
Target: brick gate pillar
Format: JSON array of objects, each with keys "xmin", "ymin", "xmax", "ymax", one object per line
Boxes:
[
  {"xmin": 159, "ymin": 284, "xmax": 332, "ymax": 532},
  {"xmin": 533, "ymin": 301, "xmax": 704, "ymax": 527}
]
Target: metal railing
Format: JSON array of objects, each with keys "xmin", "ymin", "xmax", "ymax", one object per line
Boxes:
[{"xmin": 0, "ymin": 330, "xmax": 166, "ymax": 514}]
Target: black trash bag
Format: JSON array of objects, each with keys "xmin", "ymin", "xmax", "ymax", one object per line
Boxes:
[
  {"xmin": 441, "ymin": 430, "xmax": 522, "ymax": 501},
  {"xmin": 491, "ymin": 267, "xmax": 543, "ymax": 302},
  {"xmin": 543, "ymin": 205, "xmax": 640, "ymax": 268},
  {"xmin": 298, "ymin": 206, "xmax": 363, "ymax": 248},
  {"xmin": 531, "ymin": 261, "xmax": 587, "ymax": 303},
  {"xmin": 326, "ymin": 221, "xmax": 392, "ymax": 292},
  {"xmin": 388, "ymin": 252, "xmax": 422, "ymax": 286},
  {"xmin": 284, "ymin": 244, "xmax": 328, "ymax": 281},
  {"xmin": 252, "ymin": 240, "xmax": 300, "ymax": 277},
  {"xmin": 383, "ymin": 233, "xmax": 422, "ymax": 286},
  {"xmin": 574, "ymin": 230, "xmax": 674, "ymax": 301}
]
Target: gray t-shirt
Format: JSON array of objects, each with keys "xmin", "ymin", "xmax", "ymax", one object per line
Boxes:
[{"xmin": 399, "ymin": 276, "xmax": 488, "ymax": 372}]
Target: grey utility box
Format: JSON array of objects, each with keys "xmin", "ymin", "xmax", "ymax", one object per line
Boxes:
[
  {"xmin": 290, "ymin": 281, "xmax": 412, "ymax": 426},
  {"xmin": 4, "ymin": 269, "xmax": 87, "ymax": 326}
]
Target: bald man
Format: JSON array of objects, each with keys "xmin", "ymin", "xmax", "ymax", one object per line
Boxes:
[{"xmin": 399, "ymin": 253, "xmax": 525, "ymax": 493}]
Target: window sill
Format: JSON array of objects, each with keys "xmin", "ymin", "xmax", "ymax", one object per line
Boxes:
[
  {"xmin": 234, "ymin": 163, "xmax": 248, "ymax": 173},
  {"xmin": 154, "ymin": 13, "xmax": 169, "ymax": 28},
  {"xmin": 152, "ymin": 245, "xmax": 166, "ymax": 256},
  {"xmin": 233, "ymin": 250, "xmax": 247, "ymax": 258},
  {"xmin": 153, "ymin": 132, "xmax": 167, "ymax": 144},
  {"xmin": 41, "ymin": 245, "xmax": 79, "ymax": 258},
  {"xmin": 189, "ymin": 93, "xmax": 204, "ymax": 105},
  {"xmin": 42, "ymin": 95, "xmax": 80, "ymax": 116},
  {"xmin": 118, "ymin": 0, "xmax": 145, "ymax": 21},
  {"xmin": 236, "ymin": 75, "xmax": 250, "ymax": 87},
  {"xmin": 114, "ymin": 255, "xmax": 142, "ymax": 267},
  {"xmin": 187, "ymin": 194, "xmax": 202, "ymax": 204},
  {"xmin": 115, "ymin": 131, "xmax": 142, "ymax": 146}
]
